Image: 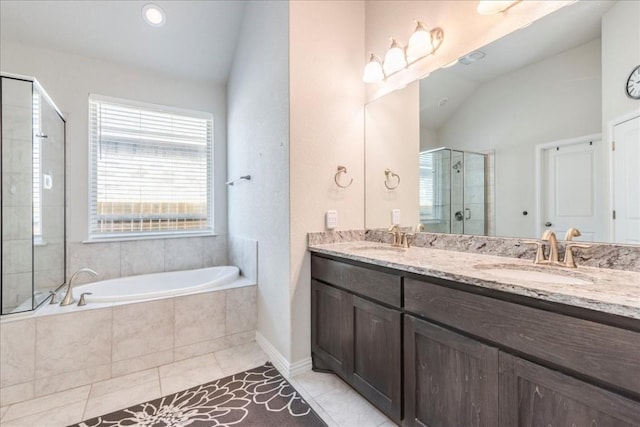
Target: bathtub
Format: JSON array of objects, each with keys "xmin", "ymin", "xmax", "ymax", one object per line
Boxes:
[{"xmin": 74, "ymin": 266, "xmax": 243, "ymax": 303}]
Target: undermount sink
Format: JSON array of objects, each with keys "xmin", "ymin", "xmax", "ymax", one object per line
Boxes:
[
  {"xmin": 349, "ymin": 245, "xmax": 406, "ymax": 254},
  {"xmin": 475, "ymin": 263, "xmax": 594, "ymax": 285}
]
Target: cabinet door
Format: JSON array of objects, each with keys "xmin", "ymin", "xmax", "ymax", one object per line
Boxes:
[
  {"xmin": 348, "ymin": 295, "xmax": 402, "ymax": 422},
  {"xmin": 404, "ymin": 315, "xmax": 499, "ymax": 427},
  {"xmin": 311, "ymin": 280, "xmax": 349, "ymax": 376},
  {"xmin": 499, "ymin": 352, "xmax": 640, "ymax": 427}
]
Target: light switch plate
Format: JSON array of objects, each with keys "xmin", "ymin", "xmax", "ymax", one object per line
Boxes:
[
  {"xmin": 326, "ymin": 210, "xmax": 338, "ymax": 229},
  {"xmin": 391, "ymin": 209, "xmax": 401, "ymax": 225}
]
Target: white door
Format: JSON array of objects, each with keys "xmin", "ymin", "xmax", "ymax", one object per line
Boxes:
[
  {"xmin": 612, "ymin": 115, "xmax": 640, "ymax": 244},
  {"xmin": 542, "ymin": 138, "xmax": 603, "ymax": 242}
]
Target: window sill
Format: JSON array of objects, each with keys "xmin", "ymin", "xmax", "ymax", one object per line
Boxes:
[{"xmin": 83, "ymin": 231, "xmax": 219, "ymax": 244}]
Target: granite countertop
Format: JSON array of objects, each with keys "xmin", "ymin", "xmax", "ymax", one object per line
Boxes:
[{"xmin": 308, "ymin": 241, "xmax": 640, "ymax": 320}]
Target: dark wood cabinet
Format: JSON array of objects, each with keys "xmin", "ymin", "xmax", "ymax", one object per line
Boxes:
[
  {"xmin": 499, "ymin": 352, "xmax": 640, "ymax": 427},
  {"xmin": 404, "ymin": 314, "xmax": 499, "ymax": 427},
  {"xmin": 310, "ymin": 253, "xmax": 640, "ymax": 426},
  {"xmin": 348, "ymin": 295, "xmax": 402, "ymax": 421},
  {"xmin": 311, "ymin": 279, "xmax": 349, "ymax": 376},
  {"xmin": 311, "ymin": 257, "xmax": 403, "ymax": 423}
]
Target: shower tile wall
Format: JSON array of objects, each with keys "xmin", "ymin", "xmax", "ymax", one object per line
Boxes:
[
  {"xmin": 67, "ymin": 235, "xmax": 227, "ymax": 285},
  {"xmin": 1, "ymin": 78, "xmax": 33, "ymax": 313}
]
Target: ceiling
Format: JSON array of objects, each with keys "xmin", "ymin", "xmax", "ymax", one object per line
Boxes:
[
  {"xmin": 0, "ymin": 0, "xmax": 247, "ymax": 84},
  {"xmin": 419, "ymin": 0, "xmax": 615, "ymax": 130}
]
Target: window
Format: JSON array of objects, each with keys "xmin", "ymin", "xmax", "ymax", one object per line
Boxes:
[
  {"xmin": 88, "ymin": 95, "xmax": 213, "ymax": 239},
  {"xmin": 32, "ymin": 92, "xmax": 42, "ymax": 242}
]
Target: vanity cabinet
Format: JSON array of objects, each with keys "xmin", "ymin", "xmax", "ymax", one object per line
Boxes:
[
  {"xmin": 310, "ymin": 253, "xmax": 640, "ymax": 426},
  {"xmin": 404, "ymin": 314, "xmax": 499, "ymax": 427},
  {"xmin": 311, "ymin": 256, "xmax": 402, "ymax": 423}
]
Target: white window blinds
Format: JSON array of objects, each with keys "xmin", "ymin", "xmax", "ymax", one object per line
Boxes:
[{"xmin": 88, "ymin": 95, "xmax": 213, "ymax": 239}]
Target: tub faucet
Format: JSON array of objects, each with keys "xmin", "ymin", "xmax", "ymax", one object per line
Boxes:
[{"xmin": 60, "ymin": 268, "xmax": 98, "ymax": 306}]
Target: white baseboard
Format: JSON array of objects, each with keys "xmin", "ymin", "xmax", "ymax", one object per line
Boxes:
[{"xmin": 255, "ymin": 331, "xmax": 312, "ymax": 379}]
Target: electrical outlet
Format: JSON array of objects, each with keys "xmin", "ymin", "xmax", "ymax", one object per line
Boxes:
[
  {"xmin": 326, "ymin": 210, "xmax": 338, "ymax": 229},
  {"xmin": 391, "ymin": 209, "xmax": 401, "ymax": 225}
]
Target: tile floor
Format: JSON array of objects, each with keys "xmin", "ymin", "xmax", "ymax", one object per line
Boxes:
[{"xmin": 0, "ymin": 340, "xmax": 395, "ymax": 427}]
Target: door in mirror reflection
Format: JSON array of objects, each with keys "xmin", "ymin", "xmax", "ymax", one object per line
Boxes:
[{"xmin": 612, "ymin": 115, "xmax": 640, "ymax": 245}]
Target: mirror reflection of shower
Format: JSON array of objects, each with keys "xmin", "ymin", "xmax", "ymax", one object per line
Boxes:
[{"xmin": 419, "ymin": 148, "xmax": 488, "ymax": 235}]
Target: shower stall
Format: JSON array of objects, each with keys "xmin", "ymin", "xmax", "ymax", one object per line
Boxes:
[
  {"xmin": 419, "ymin": 147, "xmax": 487, "ymax": 235},
  {"xmin": 1, "ymin": 74, "xmax": 66, "ymax": 314}
]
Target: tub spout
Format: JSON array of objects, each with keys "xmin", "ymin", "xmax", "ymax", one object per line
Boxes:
[{"xmin": 60, "ymin": 268, "xmax": 99, "ymax": 306}]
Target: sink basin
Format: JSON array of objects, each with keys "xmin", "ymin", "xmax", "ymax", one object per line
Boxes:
[
  {"xmin": 475, "ymin": 263, "xmax": 593, "ymax": 285},
  {"xmin": 349, "ymin": 245, "xmax": 406, "ymax": 254}
]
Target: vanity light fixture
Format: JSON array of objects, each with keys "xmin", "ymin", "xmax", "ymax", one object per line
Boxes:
[
  {"xmin": 383, "ymin": 38, "xmax": 408, "ymax": 75},
  {"xmin": 142, "ymin": 3, "xmax": 166, "ymax": 27},
  {"xmin": 363, "ymin": 53, "xmax": 385, "ymax": 84},
  {"xmin": 364, "ymin": 21, "xmax": 444, "ymax": 84},
  {"xmin": 476, "ymin": 0, "xmax": 520, "ymax": 15}
]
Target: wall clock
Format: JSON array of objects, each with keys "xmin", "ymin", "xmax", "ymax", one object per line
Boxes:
[{"xmin": 627, "ymin": 65, "xmax": 640, "ymax": 99}]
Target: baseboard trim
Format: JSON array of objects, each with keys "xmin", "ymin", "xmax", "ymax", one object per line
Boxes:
[{"xmin": 255, "ymin": 332, "xmax": 312, "ymax": 379}]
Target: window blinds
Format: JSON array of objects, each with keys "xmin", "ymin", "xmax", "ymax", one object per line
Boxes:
[{"xmin": 88, "ymin": 95, "xmax": 213, "ymax": 238}]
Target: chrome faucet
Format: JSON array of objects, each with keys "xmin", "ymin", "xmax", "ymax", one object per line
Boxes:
[{"xmin": 60, "ymin": 268, "xmax": 98, "ymax": 306}]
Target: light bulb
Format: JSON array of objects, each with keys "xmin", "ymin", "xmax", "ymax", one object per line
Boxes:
[
  {"xmin": 407, "ymin": 21, "xmax": 433, "ymax": 60},
  {"xmin": 362, "ymin": 54, "xmax": 385, "ymax": 83},
  {"xmin": 142, "ymin": 4, "xmax": 166, "ymax": 26},
  {"xmin": 383, "ymin": 39, "xmax": 407, "ymax": 75}
]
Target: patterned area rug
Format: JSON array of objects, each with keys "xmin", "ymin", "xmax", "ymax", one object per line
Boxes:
[{"xmin": 70, "ymin": 363, "xmax": 327, "ymax": 427}]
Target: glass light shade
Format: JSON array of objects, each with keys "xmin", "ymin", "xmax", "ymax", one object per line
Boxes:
[
  {"xmin": 383, "ymin": 39, "xmax": 407, "ymax": 75},
  {"xmin": 362, "ymin": 54, "xmax": 385, "ymax": 83},
  {"xmin": 406, "ymin": 22, "xmax": 433, "ymax": 60},
  {"xmin": 476, "ymin": 1, "xmax": 519, "ymax": 15}
]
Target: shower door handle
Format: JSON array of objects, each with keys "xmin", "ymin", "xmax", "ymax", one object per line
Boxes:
[{"xmin": 465, "ymin": 208, "xmax": 471, "ymax": 220}]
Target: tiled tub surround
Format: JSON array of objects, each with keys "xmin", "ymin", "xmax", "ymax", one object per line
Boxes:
[
  {"xmin": 309, "ymin": 230, "xmax": 640, "ymax": 273},
  {"xmin": 0, "ymin": 284, "xmax": 258, "ymax": 407},
  {"xmin": 308, "ymin": 240, "xmax": 640, "ymax": 320}
]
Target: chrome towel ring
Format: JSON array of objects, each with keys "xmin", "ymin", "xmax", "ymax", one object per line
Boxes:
[
  {"xmin": 384, "ymin": 168, "xmax": 400, "ymax": 190},
  {"xmin": 334, "ymin": 165, "xmax": 353, "ymax": 188}
]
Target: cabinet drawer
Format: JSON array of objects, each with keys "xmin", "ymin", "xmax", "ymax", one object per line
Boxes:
[
  {"xmin": 405, "ymin": 278, "xmax": 640, "ymax": 396},
  {"xmin": 311, "ymin": 256, "xmax": 401, "ymax": 307}
]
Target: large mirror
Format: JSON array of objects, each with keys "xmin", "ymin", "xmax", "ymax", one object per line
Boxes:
[{"xmin": 364, "ymin": 0, "xmax": 640, "ymax": 244}]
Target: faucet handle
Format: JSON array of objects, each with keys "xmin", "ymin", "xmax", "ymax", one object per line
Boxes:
[
  {"xmin": 564, "ymin": 243, "xmax": 592, "ymax": 268},
  {"xmin": 78, "ymin": 292, "xmax": 92, "ymax": 306},
  {"xmin": 523, "ymin": 240, "xmax": 547, "ymax": 264},
  {"xmin": 49, "ymin": 290, "xmax": 59, "ymax": 304}
]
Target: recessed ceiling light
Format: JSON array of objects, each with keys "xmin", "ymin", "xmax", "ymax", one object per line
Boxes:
[{"xmin": 142, "ymin": 4, "xmax": 165, "ymax": 27}]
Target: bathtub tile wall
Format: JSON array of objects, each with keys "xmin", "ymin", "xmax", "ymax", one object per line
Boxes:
[
  {"xmin": 112, "ymin": 299, "xmax": 174, "ymax": 362},
  {"xmin": 67, "ymin": 235, "xmax": 228, "ymax": 285},
  {"xmin": 0, "ymin": 319, "xmax": 35, "ymax": 393},
  {"xmin": 174, "ymin": 292, "xmax": 226, "ymax": 348},
  {"xmin": 34, "ymin": 309, "xmax": 112, "ymax": 396},
  {"xmin": 0, "ymin": 282, "xmax": 256, "ymax": 405},
  {"xmin": 228, "ymin": 236, "xmax": 258, "ymax": 282},
  {"xmin": 226, "ymin": 286, "xmax": 258, "ymax": 335},
  {"xmin": 165, "ymin": 237, "xmax": 204, "ymax": 271},
  {"xmin": 120, "ymin": 240, "xmax": 165, "ymax": 276}
]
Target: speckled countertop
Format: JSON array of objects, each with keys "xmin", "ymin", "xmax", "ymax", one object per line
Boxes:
[{"xmin": 308, "ymin": 241, "xmax": 640, "ymax": 320}]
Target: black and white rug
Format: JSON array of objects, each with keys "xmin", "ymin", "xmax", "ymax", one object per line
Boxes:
[{"xmin": 70, "ymin": 363, "xmax": 327, "ymax": 427}]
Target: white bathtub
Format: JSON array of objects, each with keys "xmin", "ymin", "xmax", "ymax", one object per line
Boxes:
[{"xmin": 74, "ymin": 266, "xmax": 242, "ymax": 303}]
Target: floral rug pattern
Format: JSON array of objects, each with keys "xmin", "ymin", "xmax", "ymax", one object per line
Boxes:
[{"xmin": 70, "ymin": 363, "xmax": 326, "ymax": 427}]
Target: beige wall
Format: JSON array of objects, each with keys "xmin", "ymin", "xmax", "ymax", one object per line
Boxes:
[
  {"xmin": 289, "ymin": 0, "xmax": 366, "ymax": 362},
  {"xmin": 365, "ymin": 81, "xmax": 420, "ymax": 229}
]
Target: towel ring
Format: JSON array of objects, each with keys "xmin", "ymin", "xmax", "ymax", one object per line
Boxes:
[
  {"xmin": 334, "ymin": 165, "xmax": 353, "ymax": 188},
  {"xmin": 384, "ymin": 168, "xmax": 400, "ymax": 190}
]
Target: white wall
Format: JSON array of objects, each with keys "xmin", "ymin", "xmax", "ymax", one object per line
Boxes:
[
  {"xmin": 1, "ymin": 41, "xmax": 228, "ymax": 281},
  {"xmin": 227, "ymin": 1, "xmax": 291, "ymax": 359},
  {"xmin": 289, "ymin": 0, "xmax": 365, "ymax": 363},
  {"xmin": 436, "ymin": 40, "xmax": 602, "ymax": 238}
]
